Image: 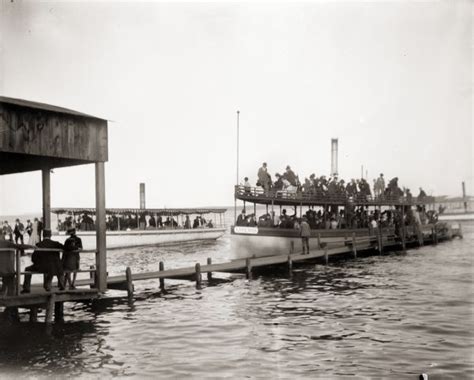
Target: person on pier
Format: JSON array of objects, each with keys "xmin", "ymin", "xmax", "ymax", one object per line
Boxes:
[
  {"xmin": 22, "ymin": 230, "xmax": 65, "ymax": 293},
  {"xmin": 13, "ymin": 219, "xmax": 25, "ymax": 245},
  {"xmin": 63, "ymin": 227, "xmax": 83, "ymax": 290},
  {"xmin": 283, "ymin": 165, "xmax": 297, "ymax": 186},
  {"xmin": 299, "ymin": 217, "xmax": 311, "ymax": 254},
  {"xmin": 0, "ymin": 239, "xmax": 22, "ymax": 296}
]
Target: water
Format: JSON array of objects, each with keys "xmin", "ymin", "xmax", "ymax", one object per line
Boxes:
[{"xmin": 0, "ymin": 221, "xmax": 473, "ymax": 379}]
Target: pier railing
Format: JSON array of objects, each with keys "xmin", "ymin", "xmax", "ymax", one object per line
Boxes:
[{"xmin": 235, "ymin": 185, "xmax": 435, "ymax": 207}]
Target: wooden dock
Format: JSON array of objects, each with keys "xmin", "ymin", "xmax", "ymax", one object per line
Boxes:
[{"xmin": 0, "ymin": 223, "xmax": 463, "ymax": 325}]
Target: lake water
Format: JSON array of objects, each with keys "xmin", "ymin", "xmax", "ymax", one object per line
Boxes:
[{"xmin": 0, "ymin": 220, "xmax": 472, "ymax": 379}]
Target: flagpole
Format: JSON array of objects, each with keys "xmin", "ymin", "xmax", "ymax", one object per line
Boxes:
[{"xmin": 234, "ymin": 110, "xmax": 240, "ymax": 224}]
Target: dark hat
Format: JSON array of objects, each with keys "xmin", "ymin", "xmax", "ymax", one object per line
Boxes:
[
  {"xmin": 67, "ymin": 227, "xmax": 76, "ymax": 234},
  {"xmin": 286, "ymin": 165, "xmax": 291, "ymax": 170}
]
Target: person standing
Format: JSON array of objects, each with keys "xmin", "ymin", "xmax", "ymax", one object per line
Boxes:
[
  {"xmin": 29, "ymin": 218, "xmax": 40, "ymax": 246},
  {"xmin": 257, "ymin": 162, "xmax": 270, "ymax": 193},
  {"xmin": 22, "ymin": 230, "xmax": 65, "ymax": 293},
  {"xmin": 63, "ymin": 227, "xmax": 83, "ymax": 290},
  {"xmin": 2, "ymin": 221, "xmax": 13, "ymax": 241},
  {"xmin": 299, "ymin": 217, "xmax": 311, "ymax": 254},
  {"xmin": 13, "ymin": 219, "xmax": 25, "ymax": 245},
  {"xmin": 37, "ymin": 218, "xmax": 44, "ymax": 242}
]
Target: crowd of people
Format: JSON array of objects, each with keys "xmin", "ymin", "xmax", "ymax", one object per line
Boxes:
[
  {"xmin": 249, "ymin": 162, "xmax": 429, "ymax": 202},
  {"xmin": 236, "ymin": 205, "xmax": 438, "ymax": 232},
  {"xmin": 2, "ymin": 218, "xmax": 44, "ymax": 245},
  {"xmin": 57, "ymin": 213, "xmax": 216, "ymax": 232}
]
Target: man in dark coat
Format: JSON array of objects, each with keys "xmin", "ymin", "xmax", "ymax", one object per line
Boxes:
[
  {"xmin": 63, "ymin": 227, "xmax": 83, "ymax": 289},
  {"xmin": 0, "ymin": 239, "xmax": 20, "ymax": 296},
  {"xmin": 22, "ymin": 230, "xmax": 65, "ymax": 293},
  {"xmin": 13, "ymin": 219, "xmax": 25, "ymax": 245}
]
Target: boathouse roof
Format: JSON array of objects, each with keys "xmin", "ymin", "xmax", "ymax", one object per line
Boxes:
[{"xmin": 0, "ymin": 96, "xmax": 108, "ymax": 174}]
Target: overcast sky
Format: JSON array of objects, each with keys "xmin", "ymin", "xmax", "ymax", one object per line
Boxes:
[{"xmin": 0, "ymin": 0, "xmax": 472, "ymax": 215}]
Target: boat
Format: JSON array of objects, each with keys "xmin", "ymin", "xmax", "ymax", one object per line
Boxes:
[
  {"xmin": 51, "ymin": 207, "xmax": 227, "ymax": 251},
  {"xmin": 230, "ymin": 184, "xmax": 449, "ymax": 259}
]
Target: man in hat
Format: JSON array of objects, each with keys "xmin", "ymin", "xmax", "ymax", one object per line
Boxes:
[
  {"xmin": 257, "ymin": 162, "xmax": 271, "ymax": 193},
  {"xmin": 63, "ymin": 227, "xmax": 83, "ymax": 289},
  {"xmin": 299, "ymin": 217, "xmax": 311, "ymax": 254},
  {"xmin": 236, "ymin": 209, "xmax": 247, "ymax": 226},
  {"xmin": 13, "ymin": 219, "xmax": 25, "ymax": 245},
  {"xmin": 283, "ymin": 165, "xmax": 297, "ymax": 186},
  {"xmin": 22, "ymin": 229, "xmax": 65, "ymax": 293}
]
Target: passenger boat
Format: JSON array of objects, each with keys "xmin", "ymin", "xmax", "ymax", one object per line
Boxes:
[
  {"xmin": 231, "ymin": 185, "xmax": 445, "ymax": 259},
  {"xmin": 51, "ymin": 207, "xmax": 227, "ymax": 251}
]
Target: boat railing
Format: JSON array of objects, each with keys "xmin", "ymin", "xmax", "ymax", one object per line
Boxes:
[{"xmin": 234, "ymin": 185, "xmax": 435, "ymax": 206}]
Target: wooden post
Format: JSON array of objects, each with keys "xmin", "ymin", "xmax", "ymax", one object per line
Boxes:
[
  {"xmin": 324, "ymin": 248, "xmax": 328, "ymax": 265},
  {"xmin": 462, "ymin": 181, "xmax": 467, "ymax": 213},
  {"xmin": 401, "ymin": 226, "xmax": 407, "ymax": 253},
  {"xmin": 352, "ymin": 233, "xmax": 357, "ymax": 258},
  {"xmin": 95, "ymin": 162, "xmax": 107, "ymax": 292},
  {"xmin": 287, "ymin": 255, "xmax": 292, "ymax": 272},
  {"xmin": 290, "ymin": 241, "xmax": 294, "ymax": 254},
  {"xmin": 15, "ymin": 249, "xmax": 21, "ymax": 296},
  {"xmin": 195, "ymin": 263, "xmax": 202, "ymax": 289},
  {"xmin": 29, "ymin": 307, "xmax": 38, "ymax": 323},
  {"xmin": 54, "ymin": 302, "xmax": 64, "ymax": 322},
  {"xmin": 245, "ymin": 258, "xmax": 252, "ymax": 279},
  {"xmin": 45, "ymin": 294, "xmax": 56, "ymax": 324},
  {"xmin": 159, "ymin": 261, "xmax": 165, "ymax": 291},
  {"xmin": 89, "ymin": 265, "xmax": 96, "ymax": 289},
  {"xmin": 207, "ymin": 257, "xmax": 212, "ymax": 281},
  {"xmin": 42, "ymin": 169, "xmax": 51, "ymax": 231},
  {"xmin": 317, "ymin": 233, "xmax": 322, "ymax": 249},
  {"xmin": 125, "ymin": 267, "xmax": 134, "ymax": 300}
]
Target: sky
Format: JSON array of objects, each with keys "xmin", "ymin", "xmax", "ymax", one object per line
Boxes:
[{"xmin": 0, "ymin": 0, "xmax": 472, "ymax": 215}]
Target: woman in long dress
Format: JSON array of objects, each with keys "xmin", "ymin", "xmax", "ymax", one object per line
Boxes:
[{"xmin": 29, "ymin": 218, "xmax": 40, "ymax": 245}]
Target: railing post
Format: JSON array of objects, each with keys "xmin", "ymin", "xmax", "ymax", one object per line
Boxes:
[
  {"xmin": 351, "ymin": 233, "xmax": 357, "ymax": 258},
  {"xmin": 159, "ymin": 261, "xmax": 165, "ymax": 291},
  {"xmin": 207, "ymin": 257, "xmax": 212, "ymax": 282},
  {"xmin": 125, "ymin": 267, "xmax": 134, "ymax": 301},
  {"xmin": 317, "ymin": 233, "xmax": 322, "ymax": 249},
  {"xmin": 15, "ymin": 249, "xmax": 21, "ymax": 296},
  {"xmin": 45, "ymin": 294, "xmax": 56, "ymax": 324},
  {"xmin": 195, "ymin": 263, "xmax": 202, "ymax": 289},
  {"xmin": 245, "ymin": 258, "xmax": 252, "ymax": 279},
  {"xmin": 290, "ymin": 241, "xmax": 294, "ymax": 254}
]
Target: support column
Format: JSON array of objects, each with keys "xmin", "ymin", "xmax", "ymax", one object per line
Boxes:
[
  {"xmin": 95, "ymin": 162, "xmax": 107, "ymax": 292},
  {"xmin": 42, "ymin": 169, "xmax": 51, "ymax": 231}
]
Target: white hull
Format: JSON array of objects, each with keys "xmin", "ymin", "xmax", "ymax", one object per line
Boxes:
[
  {"xmin": 230, "ymin": 226, "xmax": 372, "ymax": 259},
  {"xmin": 53, "ymin": 227, "xmax": 226, "ymax": 251}
]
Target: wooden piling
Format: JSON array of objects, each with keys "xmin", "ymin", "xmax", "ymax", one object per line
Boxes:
[
  {"xmin": 351, "ymin": 233, "xmax": 357, "ymax": 259},
  {"xmin": 245, "ymin": 258, "xmax": 252, "ymax": 279},
  {"xmin": 207, "ymin": 257, "xmax": 212, "ymax": 281},
  {"xmin": 324, "ymin": 248, "xmax": 328, "ymax": 265},
  {"xmin": 290, "ymin": 241, "xmax": 294, "ymax": 254},
  {"xmin": 125, "ymin": 267, "xmax": 134, "ymax": 300},
  {"xmin": 287, "ymin": 255, "xmax": 292, "ymax": 272},
  {"xmin": 401, "ymin": 226, "xmax": 407, "ymax": 253},
  {"xmin": 159, "ymin": 261, "xmax": 165, "ymax": 291},
  {"xmin": 89, "ymin": 265, "xmax": 96, "ymax": 289},
  {"xmin": 54, "ymin": 301, "xmax": 64, "ymax": 322},
  {"xmin": 195, "ymin": 263, "xmax": 202, "ymax": 289},
  {"xmin": 29, "ymin": 307, "xmax": 38, "ymax": 323},
  {"xmin": 45, "ymin": 294, "xmax": 56, "ymax": 324}
]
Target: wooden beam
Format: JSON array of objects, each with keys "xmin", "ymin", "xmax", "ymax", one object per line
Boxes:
[
  {"xmin": 95, "ymin": 162, "xmax": 107, "ymax": 292},
  {"xmin": 42, "ymin": 169, "xmax": 51, "ymax": 231}
]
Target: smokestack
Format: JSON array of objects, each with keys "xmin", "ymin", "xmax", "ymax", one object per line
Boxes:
[
  {"xmin": 331, "ymin": 138, "xmax": 338, "ymax": 176},
  {"xmin": 139, "ymin": 183, "xmax": 146, "ymax": 209}
]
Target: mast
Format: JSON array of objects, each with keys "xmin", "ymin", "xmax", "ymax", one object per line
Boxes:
[{"xmin": 234, "ymin": 110, "xmax": 240, "ymax": 223}]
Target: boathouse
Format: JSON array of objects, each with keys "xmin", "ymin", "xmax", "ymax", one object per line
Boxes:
[{"xmin": 0, "ymin": 96, "xmax": 108, "ymax": 296}]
